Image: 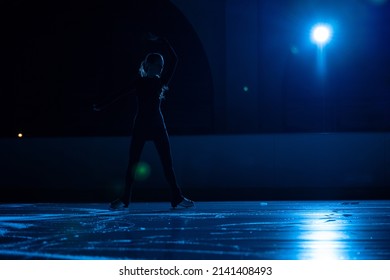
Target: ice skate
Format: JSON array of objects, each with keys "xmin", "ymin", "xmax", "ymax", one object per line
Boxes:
[
  {"xmin": 171, "ymin": 197, "xmax": 195, "ymax": 209},
  {"xmin": 109, "ymin": 199, "xmax": 128, "ymax": 210}
]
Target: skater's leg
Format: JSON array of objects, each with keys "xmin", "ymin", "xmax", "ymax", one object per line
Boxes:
[
  {"xmin": 153, "ymin": 130, "xmax": 194, "ymax": 208},
  {"xmin": 121, "ymin": 133, "xmax": 146, "ymax": 205},
  {"xmin": 153, "ymin": 130, "xmax": 182, "ymax": 203}
]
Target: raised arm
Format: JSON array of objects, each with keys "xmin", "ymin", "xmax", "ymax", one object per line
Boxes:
[
  {"xmin": 162, "ymin": 38, "xmax": 178, "ymax": 87},
  {"xmin": 144, "ymin": 32, "xmax": 178, "ymax": 87}
]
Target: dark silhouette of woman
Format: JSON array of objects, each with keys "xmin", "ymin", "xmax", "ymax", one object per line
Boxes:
[{"xmin": 94, "ymin": 34, "xmax": 194, "ymax": 210}]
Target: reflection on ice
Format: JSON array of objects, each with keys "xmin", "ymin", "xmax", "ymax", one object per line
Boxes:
[
  {"xmin": 299, "ymin": 227, "xmax": 350, "ymax": 260},
  {"xmin": 298, "ymin": 215, "xmax": 353, "ymax": 260}
]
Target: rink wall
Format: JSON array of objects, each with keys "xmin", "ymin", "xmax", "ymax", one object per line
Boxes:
[{"xmin": 1, "ymin": 133, "xmax": 389, "ymax": 202}]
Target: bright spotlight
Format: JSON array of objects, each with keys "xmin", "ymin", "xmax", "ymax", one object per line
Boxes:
[{"xmin": 311, "ymin": 24, "xmax": 332, "ymax": 46}]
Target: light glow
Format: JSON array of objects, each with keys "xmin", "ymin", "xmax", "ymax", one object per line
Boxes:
[{"xmin": 311, "ymin": 24, "xmax": 332, "ymax": 46}]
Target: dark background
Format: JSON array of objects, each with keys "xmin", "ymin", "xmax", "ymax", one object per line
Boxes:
[
  {"xmin": 1, "ymin": 0, "xmax": 389, "ymax": 138},
  {"xmin": 1, "ymin": 0, "xmax": 214, "ymax": 137}
]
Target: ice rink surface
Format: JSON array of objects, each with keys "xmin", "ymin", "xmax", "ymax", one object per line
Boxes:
[{"xmin": 0, "ymin": 201, "xmax": 389, "ymax": 260}]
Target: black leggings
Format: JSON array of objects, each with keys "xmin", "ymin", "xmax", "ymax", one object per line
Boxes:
[{"xmin": 121, "ymin": 128, "xmax": 182, "ymax": 204}]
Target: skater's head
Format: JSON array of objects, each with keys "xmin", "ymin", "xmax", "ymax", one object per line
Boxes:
[{"xmin": 139, "ymin": 53, "xmax": 164, "ymax": 78}]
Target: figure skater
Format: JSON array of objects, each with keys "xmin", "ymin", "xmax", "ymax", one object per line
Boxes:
[{"xmin": 93, "ymin": 34, "xmax": 194, "ymax": 210}]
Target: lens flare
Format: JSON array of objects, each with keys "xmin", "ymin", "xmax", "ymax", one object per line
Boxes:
[{"xmin": 134, "ymin": 162, "xmax": 151, "ymax": 181}]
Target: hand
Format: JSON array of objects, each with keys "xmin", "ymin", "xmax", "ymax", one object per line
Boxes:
[
  {"xmin": 145, "ymin": 32, "xmax": 170, "ymax": 45},
  {"xmin": 159, "ymin": 85, "xmax": 169, "ymax": 100},
  {"xmin": 92, "ymin": 104, "xmax": 101, "ymax": 112},
  {"xmin": 146, "ymin": 32, "xmax": 161, "ymax": 42}
]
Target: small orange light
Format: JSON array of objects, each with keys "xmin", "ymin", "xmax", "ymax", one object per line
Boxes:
[{"xmin": 18, "ymin": 133, "xmax": 23, "ymax": 138}]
